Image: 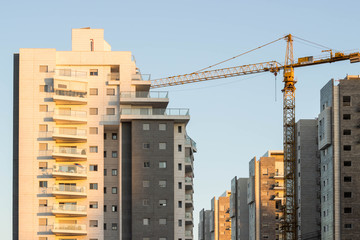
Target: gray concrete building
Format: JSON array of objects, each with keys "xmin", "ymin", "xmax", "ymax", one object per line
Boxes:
[
  {"xmin": 13, "ymin": 28, "xmax": 196, "ymax": 240},
  {"xmin": 295, "ymin": 119, "xmax": 321, "ymax": 239},
  {"xmin": 199, "ymin": 208, "xmax": 212, "ymax": 240},
  {"xmin": 318, "ymin": 75, "xmax": 360, "ymax": 240},
  {"xmin": 230, "ymin": 177, "xmax": 249, "ymax": 240}
]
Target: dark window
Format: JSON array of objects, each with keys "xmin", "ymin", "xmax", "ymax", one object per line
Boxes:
[
  {"xmin": 178, "ymin": 145, "xmax": 182, "ymax": 152},
  {"xmin": 112, "ymin": 205, "xmax": 118, "ymax": 212},
  {"xmin": 178, "ymin": 219, "xmax": 182, "ymax": 227},
  {"xmin": 144, "ymin": 162, "xmax": 150, "ymax": 168},
  {"xmin": 104, "ymin": 205, "xmax": 107, "ymax": 212},
  {"xmin": 104, "ymin": 133, "xmax": 107, "ymax": 139},
  {"xmin": 344, "ymin": 223, "xmax": 352, "ymax": 229},
  {"xmin": 343, "ymin": 96, "xmax": 351, "ymax": 106},
  {"xmin": 344, "ymin": 176, "xmax": 352, "ymax": 182},
  {"xmin": 39, "ymin": 181, "xmax": 47, "ymax": 188},
  {"xmin": 178, "ymin": 182, "xmax": 182, "ymax": 189},
  {"xmin": 112, "ymin": 223, "xmax": 118, "ymax": 230},
  {"xmin": 104, "ymin": 169, "xmax": 107, "ymax": 176},
  {"xmin": 343, "ymin": 114, "xmax": 351, "ymax": 120},
  {"xmin": 90, "ymin": 165, "xmax": 98, "ymax": 171},
  {"xmin": 143, "ymin": 143, "xmax": 150, "ymax": 149},
  {"xmin": 344, "ymin": 208, "xmax": 352, "ymax": 213},
  {"xmin": 344, "ymin": 161, "xmax": 352, "ymax": 166},
  {"xmin": 344, "ymin": 145, "xmax": 352, "ymax": 151},
  {"xmin": 104, "ymin": 223, "xmax": 107, "ymax": 230},
  {"xmin": 89, "ymin": 202, "xmax": 98, "ymax": 209},
  {"xmin": 344, "ymin": 192, "xmax": 352, "ymax": 198},
  {"xmin": 112, "ymin": 187, "xmax": 117, "ymax": 194},
  {"xmin": 178, "ymin": 126, "xmax": 182, "ymax": 133},
  {"xmin": 112, "ymin": 169, "xmax": 118, "ymax": 176},
  {"xmin": 104, "ymin": 151, "xmax": 107, "ymax": 158},
  {"xmin": 90, "ymin": 69, "xmax": 98, "ymax": 76},
  {"xmin": 178, "ymin": 163, "xmax": 182, "ymax": 171},
  {"xmin": 104, "ymin": 187, "xmax": 107, "ymax": 194},
  {"xmin": 343, "ymin": 129, "xmax": 351, "ymax": 135},
  {"xmin": 90, "ymin": 183, "xmax": 98, "ymax": 190},
  {"xmin": 178, "ymin": 201, "xmax": 182, "ymax": 208},
  {"xmin": 112, "ymin": 133, "xmax": 117, "ymax": 140},
  {"xmin": 112, "ymin": 151, "xmax": 118, "ymax": 158}
]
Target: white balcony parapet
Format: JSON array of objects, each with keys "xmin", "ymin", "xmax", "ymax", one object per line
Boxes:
[
  {"xmin": 52, "ymin": 164, "xmax": 87, "ymax": 178},
  {"xmin": 55, "ymin": 69, "xmax": 87, "ymax": 78},
  {"xmin": 120, "ymin": 91, "xmax": 168, "ymax": 98},
  {"xmin": 53, "ymin": 127, "xmax": 87, "ymax": 137},
  {"xmin": 185, "ymin": 177, "xmax": 193, "ymax": 184},
  {"xmin": 53, "ymin": 147, "xmax": 87, "ymax": 156},
  {"xmin": 185, "ymin": 194, "xmax": 193, "ymax": 201},
  {"xmin": 52, "ymin": 204, "xmax": 86, "ymax": 216},
  {"xmin": 120, "ymin": 108, "xmax": 189, "ymax": 116},
  {"xmin": 53, "ymin": 109, "xmax": 87, "ymax": 123},
  {"xmin": 52, "ymin": 223, "xmax": 87, "ymax": 235}
]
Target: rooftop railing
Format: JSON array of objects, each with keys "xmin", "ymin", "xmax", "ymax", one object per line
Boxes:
[
  {"xmin": 120, "ymin": 91, "xmax": 168, "ymax": 98},
  {"xmin": 120, "ymin": 108, "xmax": 189, "ymax": 116}
]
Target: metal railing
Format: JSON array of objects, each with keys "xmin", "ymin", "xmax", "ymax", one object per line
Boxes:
[
  {"xmin": 185, "ymin": 177, "xmax": 192, "ymax": 184},
  {"xmin": 53, "ymin": 128, "xmax": 87, "ymax": 137},
  {"xmin": 120, "ymin": 108, "xmax": 189, "ymax": 116},
  {"xmin": 53, "ymin": 164, "xmax": 86, "ymax": 175},
  {"xmin": 54, "ymin": 109, "xmax": 87, "ymax": 118},
  {"xmin": 108, "ymin": 73, "xmax": 120, "ymax": 81},
  {"xmin": 185, "ymin": 212, "xmax": 193, "ymax": 219},
  {"xmin": 132, "ymin": 73, "xmax": 151, "ymax": 81},
  {"xmin": 53, "ymin": 147, "xmax": 87, "ymax": 156},
  {"xmin": 55, "ymin": 69, "xmax": 87, "ymax": 78},
  {"xmin": 52, "ymin": 204, "xmax": 86, "ymax": 213},
  {"xmin": 52, "ymin": 185, "xmax": 86, "ymax": 193},
  {"xmin": 54, "ymin": 90, "xmax": 87, "ymax": 99},
  {"xmin": 185, "ymin": 135, "xmax": 197, "ymax": 149},
  {"xmin": 185, "ymin": 194, "xmax": 192, "ymax": 201},
  {"xmin": 120, "ymin": 91, "xmax": 168, "ymax": 98},
  {"xmin": 53, "ymin": 223, "xmax": 86, "ymax": 231}
]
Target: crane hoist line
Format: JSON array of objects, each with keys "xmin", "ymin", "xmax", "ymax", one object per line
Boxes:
[{"xmin": 149, "ymin": 34, "xmax": 360, "ymax": 240}]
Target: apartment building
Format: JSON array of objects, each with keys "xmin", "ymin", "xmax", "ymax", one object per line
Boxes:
[
  {"xmin": 318, "ymin": 76, "xmax": 360, "ymax": 240},
  {"xmin": 13, "ymin": 28, "xmax": 196, "ymax": 240},
  {"xmin": 198, "ymin": 209, "xmax": 212, "ymax": 240},
  {"xmin": 229, "ymin": 177, "xmax": 249, "ymax": 240},
  {"xmin": 295, "ymin": 119, "xmax": 321, "ymax": 239},
  {"xmin": 248, "ymin": 151, "xmax": 284, "ymax": 240}
]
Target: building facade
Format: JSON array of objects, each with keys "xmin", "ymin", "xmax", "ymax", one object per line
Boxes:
[
  {"xmin": 198, "ymin": 209, "xmax": 212, "ymax": 240},
  {"xmin": 248, "ymin": 151, "xmax": 284, "ymax": 240},
  {"xmin": 229, "ymin": 177, "xmax": 249, "ymax": 240},
  {"xmin": 318, "ymin": 76, "xmax": 360, "ymax": 240},
  {"xmin": 295, "ymin": 119, "xmax": 321, "ymax": 239},
  {"xmin": 13, "ymin": 28, "xmax": 196, "ymax": 240}
]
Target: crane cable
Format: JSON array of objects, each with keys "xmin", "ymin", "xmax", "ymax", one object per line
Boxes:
[
  {"xmin": 193, "ymin": 36, "xmax": 285, "ymax": 73},
  {"xmin": 292, "ymin": 35, "xmax": 336, "ymax": 51}
]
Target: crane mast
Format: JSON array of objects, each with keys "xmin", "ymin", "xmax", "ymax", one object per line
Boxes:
[{"xmin": 150, "ymin": 35, "xmax": 360, "ymax": 240}]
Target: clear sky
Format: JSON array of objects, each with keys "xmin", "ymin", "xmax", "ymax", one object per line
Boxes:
[{"xmin": 1, "ymin": 0, "xmax": 360, "ymax": 239}]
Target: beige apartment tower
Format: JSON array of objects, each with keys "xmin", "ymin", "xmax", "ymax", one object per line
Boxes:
[{"xmin": 13, "ymin": 28, "xmax": 196, "ymax": 240}]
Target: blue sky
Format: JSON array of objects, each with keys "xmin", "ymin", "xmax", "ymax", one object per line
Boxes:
[{"xmin": 1, "ymin": 0, "xmax": 360, "ymax": 239}]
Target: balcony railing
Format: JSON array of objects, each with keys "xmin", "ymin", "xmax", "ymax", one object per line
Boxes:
[
  {"xmin": 53, "ymin": 147, "xmax": 87, "ymax": 156},
  {"xmin": 52, "ymin": 204, "xmax": 86, "ymax": 213},
  {"xmin": 185, "ymin": 135, "xmax": 197, "ymax": 150},
  {"xmin": 54, "ymin": 90, "xmax": 87, "ymax": 99},
  {"xmin": 132, "ymin": 73, "xmax": 151, "ymax": 81},
  {"xmin": 185, "ymin": 157, "xmax": 192, "ymax": 164},
  {"xmin": 41, "ymin": 185, "xmax": 86, "ymax": 196},
  {"xmin": 52, "ymin": 223, "xmax": 87, "ymax": 234},
  {"xmin": 108, "ymin": 73, "xmax": 120, "ymax": 81},
  {"xmin": 54, "ymin": 109, "xmax": 87, "ymax": 118},
  {"xmin": 185, "ymin": 212, "xmax": 193, "ymax": 219},
  {"xmin": 55, "ymin": 69, "xmax": 87, "ymax": 78},
  {"xmin": 120, "ymin": 91, "xmax": 168, "ymax": 98},
  {"xmin": 53, "ymin": 164, "xmax": 87, "ymax": 175},
  {"xmin": 185, "ymin": 230, "xmax": 193, "ymax": 237},
  {"xmin": 185, "ymin": 194, "xmax": 193, "ymax": 201},
  {"xmin": 185, "ymin": 177, "xmax": 193, "ymax": 184},
  {"xmin": 120, "ymin": 108, "xmax": 189, "ymax": 116},
  {"xmin": 53, "ymin": 128, "xmax": 87, "ymax": 137}
]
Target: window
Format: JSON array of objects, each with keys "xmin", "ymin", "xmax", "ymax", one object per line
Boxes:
[
  {"xmin": 178, "ymin": 182, "xmax": 182, "ymax": 189},
  {"xmin": 90, "ymin": 165, "xmax": 98, "ymax": 171},
  {"xmin": 143, "ymin": 143, "xmax": 150, "ymax": 149},
  {"xmin": 90, "ymin": 88, "xmax": 98, "ymax": 95},
  {"xmin": 143, "ymin": 181, "xmax": 150, "ymax": 188},
  {"xmin": 104, "ymin": 205, "xmax": 107, "ymax": 212},
  {"xmin": 39, "ymin": 105, "xmax": 48, "ymax": 112},
  {"xmin": 39, "ymin": 237, "xmax": 47, "ymax": 240},
  {"xmin": 112, "ymin": 133, "xmax": 117, "ymax": 140},
  {"xmin": 104, "ymin": 187, "xmax": 107, "ymax": 194},
  {"xmin": 343, "ymin": 129, "xmax": 351, "ymax": 135},
  {"xmin": 39, "ymin": 65, "xmax": 48, "ymax": 72},
  {"xmin": 90, "ymin": 69, "xmax": 98, "ymax": 76},
  {"xmin": 39, "ymin": 181, "xmax": 47, "ymax": 188},
  {"xmin": 112, "ymin": 205, "xmax": 118, "ymax": 212},
  {"xmin": 39, "ymin": 124, "xmax": 48, "ymax": 132},
  {"xmin": 144, "ymin": 161, "xmax": 150, "ymax": 168},
  {"xmin": 90, "ymin": 183, "xmax": 98, "ymax": 190},
  {"xmin": 159, "ymin": 200, "xmax": 167, "ymax": 206},
  {"xmin": 112, "ymin": 223, "xmax": 118, "ymax": 230},
  {"xmin": 343, "ymin": 114, "xmax": 351, "ymax": 120},
  {"xmin": 90, "ymin": 108, "xmax": 98, "ymax": 115},
  {"xmin": 104, "ymin": 133, "xmax": 107, "ymax": 139},
  {"xmin": 344, "ymin": 145, "xmax": 351, "ymax": 151},
  {"xmin": 159, "ymin": 161, "xmax": 167, "ymax": 168},
  {"xmin": 159, "ymin": 123, "xmax": 167, "ymax": 131},
  {"xmin": 107, "ymin": 88, "xmax": 115, "ymax": 95},
  {"xmin": 104, "ymin": 169, "xmax": 107, "ymax": 176},
  {"xmin": 104, "ymin": 223, "xmax": 107, "ymax": 230},
  {"xmin": 344, "ymin": 208, "xmax": 352, "ymax": 213},
  {"xmin": 89, "ymin": 201, "xmax": 98, "ymax": 209},
  {"xmin": 344, "ymin": 161, "xmax": 352, "ymax": 166},
  {"xmin": 104, "ymin": 151, "xmax": 107, "ymax": 158},
  {"xmin": 344, "ymin": 223, "xmax": 352, "ymax": 229},
  {"xmin": 112, "ymin": 169, "xmax": 118, "ymax": 176},
  {"xmin": 159, "ymin": 143, "xmax": 167, "ymax": 150},
  {"xmin": 112, "ymin": 187, "xmax": 117, "ymax": 194},
  {"xmin": 343, "ymin": 96, "xmax": 351, "ymax": 106},
  {"xmin": 344, "ymin": 192, "xmax": 352, "ymax": 198},
  {"xmin": 112, "ymin": 151, "xmax": 118, "ymax": 158},
  {"xmin": 178, "ymin": 145, "xmax": 182, "ymax": 152},
  {"xmin": 159, "ymin": 180, "xmax": 167, "ymax": 188},
  {"xmin": 39, "ymin": 218, "xmax": 47, "ymax": 226},
  {"xmin": 39, "ymin": 162, "xmax": 47, "ymax": 169},
  {"xmin": 143, "ymin": 218, "xmax": 150, "ymax": 225},
  {"xmin": 178, "ymin": 219, "xmax": 182, "ymax": 227},
  {"xmin": 178, "ymin": 201, "xmax": 182, "ymax": 208},
  {"xmin": 143, "ymin": 199, "xmax": 149, "ymax": 206},
  {"xmin": 178, "ymin": 163, "xmax": 182, "ymax": 171},
  {"xmin": 90, "ymin": 146, "xmax": 98, "ymax": 153},
  {"xmin": 143, "ymin": 123, "xmax": 150, "ymax": 130},
  {"xmin": 89, "ymin": 127, "xmax": 98, "ymax": 134},
  {"xmin": 89, "ymin": 220, "xmax": 98, "ymax": 227},
  {"xmin": 159, "ymin": 219, "xmax": 167, "ymax": 225},
  {"xmin": 178, "ymin": 126, "xmax": 182, "ymax": 133},
  {"xmin": 39, "ymin": 85, "xmax": 48, "ymax": 92},
  {"xmin": 107, "ymin": 108, "xmax": 115, "ymax": 115},
  {"xmin": 344, "ymin": 176, "xmax": 352, "ymax": 182},
  {"xmin": 39, "ymin": 199, "xmax": 47, "ymax": 207}
]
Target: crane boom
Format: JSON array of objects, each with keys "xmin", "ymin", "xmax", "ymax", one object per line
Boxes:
[{"xmin": 149, "ymin": 36, "xmax": 360, "ymax": 240}]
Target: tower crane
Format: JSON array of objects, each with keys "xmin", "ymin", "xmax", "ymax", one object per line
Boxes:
[{"xmin": 150, "ymin": 34, "xmax": 360, "ymax": 240}]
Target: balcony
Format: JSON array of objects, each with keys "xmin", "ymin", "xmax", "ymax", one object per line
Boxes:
[
  {"xmin": 51, "ymin": 185, "xmax": 86, "ymax": 198},
  {"xmin": 55, "ymin": 69, "xmax": 87, "ymax": 79},
  {"xmin": 185, "ymin": 194, "xmax": 193, "ymax": 207},
  {"xmin": 120, "ymin": 91, "xmax": 169, "ymax": 108},
  {"xmin": 185, "ymin": 135, "xmax": 197, "ymax": 152},
  {"xmin": 52, "ymin": 204, "xmax": 87, "ymax": 217},
  {"xmin": 120, "ymin": 108, "xmax": 190, "ymax": 122},
  {"xmin": 274, "ymin": 173, "xmax": 285, "ymax": 179},
  {"xmin": 53, "ymin": 90, "xmax": 87, "ymax": 105},
  {"xmin": 107, "ymin": 73, "xmax": 120, "ymax": 85},
  {"xmin": 52, "ymin": 164, "xmax": 87, "ymax": 179},
  {"xmin": 52, "ymin": 223, "xmax": 87, "ymax": 236},
  {"xmin": 185, "ymin": 230, "xmax": 193, "ymax": 238},
  {"xmin": 185, "ymin": 212, "xmax": 193, "ymax": 224},
  {"xmin": 185, "ymin": 157, "xmax": 193, "ymax": 173},
  {"xmin": 185, "ymin": 177, "xmax": 193, "ymax": 190},
  {"xmin": 52, "ymin": 147, "xmax": 87, "ymax": 161},
  {"xmin": 53, "ymin": 109, "xmax": 87, "ymax": 124},
  {"xmin": 52, "ymin": 128, "xmax": 87, "ymax": 143}
]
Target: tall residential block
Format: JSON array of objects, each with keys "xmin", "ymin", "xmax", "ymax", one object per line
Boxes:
[
  {"xmin": 295, "ymin": 119, "xmax": 321, "ymax": 239},
  {"xmin": 13, "ymin": 28, "xmax": 196, "ymax": 240},
  {"xmin": 198, "ymin": 208, "xmax": 212, "ymax": 240},
  {"xmin": 248, "ymin": 151, "xmax": 284, "ymax": 240},
  {"xmin": 229, "ymin": 177, "xmax": 249, "ymax": 240},
  {"xmin": 318, "ymin": 75, "xmax": 360, "ymax": 240}
]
